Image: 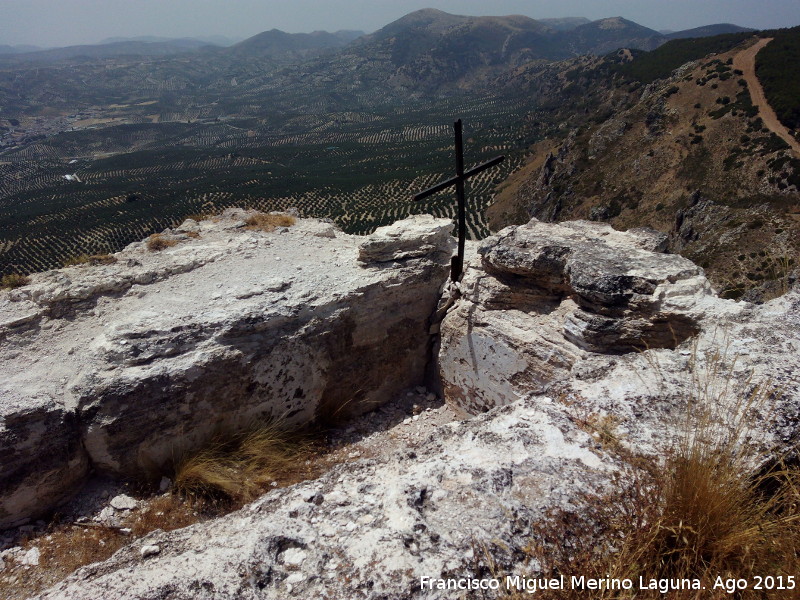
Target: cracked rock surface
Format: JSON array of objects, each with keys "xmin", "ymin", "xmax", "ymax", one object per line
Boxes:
[
  {"xmin": 439, "ymin": 219, "xmax": 800, "ymax": 456},
  {"xmin": 37, "ymin": 394, "xmax": 611, "ymax": 600},
  {"xmin": 6, "ymin": 216, "xmax": 799, "ymax": 599},
  {"xmin": 0, "ymin": 211, "xmax": 453, "ymax": 528}
]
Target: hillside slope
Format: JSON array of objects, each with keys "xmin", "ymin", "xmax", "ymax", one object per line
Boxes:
[{"xmin": 488, "ymin": 37, "xmax": 800, "ymax": 300}]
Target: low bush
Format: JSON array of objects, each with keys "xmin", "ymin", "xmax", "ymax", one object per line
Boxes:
[
  {"xmin": 243, "ymin": 212, "xmax": 297, "ymax": 232},
  {"xmin": 1, "ymin": 273, "xmax": 29, "ymax": 289},
  {"xmin": 146, "ymin": 233, "xmax": 178, "ymax": 251}
]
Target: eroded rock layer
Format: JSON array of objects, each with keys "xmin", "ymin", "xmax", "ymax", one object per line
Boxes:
[
  {"xmin": 438, "ymin": 220, "xmax": 799, "ymax": 459},
  {"xmin": 0, "ymin": 211, "xmax": 453, "ymax": 528},
  {"xmin": 6, "ymin": 216, "xmax": 800, "ymax": 600},
  {"xmin": 38, "ymin": 397, "xmax": 611, "ymax": 600}
]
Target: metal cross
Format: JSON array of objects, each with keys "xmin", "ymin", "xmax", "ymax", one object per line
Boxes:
[{"xmin": 413, "ymin": 119, "xmax": 504, "ymax": 282}]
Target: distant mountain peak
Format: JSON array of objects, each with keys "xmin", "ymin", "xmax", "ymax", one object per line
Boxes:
[
  {"xmin": 594, "ymin": 16, "xmax": 639, "ymax": 30},
  {"xmin": 665, "ymin": 24, "xmax": 755, "ymax": 40},
  {"xmin": 227, "ymin": 28, "xmax": 360, "ymax": 58}
]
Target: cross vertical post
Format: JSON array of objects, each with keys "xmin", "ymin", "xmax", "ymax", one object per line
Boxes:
[
  {"xmin": 412, "ymin": 119, "xmax": 505, "ymax": 282},
  {"xmin": 453, "ymin": 119, "xmax": 466, "ymax": 282}
]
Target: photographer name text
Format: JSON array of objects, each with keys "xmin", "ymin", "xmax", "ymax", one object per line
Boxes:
[{"xmin": 420, "ymin": 574, "xmax": 796, "ymax": 594}]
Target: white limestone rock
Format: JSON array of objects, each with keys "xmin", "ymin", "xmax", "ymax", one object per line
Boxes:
[
  {"xmin": 21, "ymin": 546, "xmax": 39, "ymax": 566},
  {"xmin": 0, "ymin": 211, "xmax": 452, "ymax": 528},
  {"xmin": 26, "ymin": 217, "xmax": 800, "ymax": 600},
  {"xmin": 109, "ymin": 494, "xmax": 138, "ymax": 511},
  {"xmin": 36, "ymin": 397, "xmax": 612, "ymax": 600},
  {"xmin": 438, "ymin": 219, "xmax": 800, "ymax": 457},
  {"xmin": 139, "ymin": 545, "xmax": 160, "ymax": 559},
  {"xmin": 358, "ymin": 214, "xmax": 456, "ymax": 263}
]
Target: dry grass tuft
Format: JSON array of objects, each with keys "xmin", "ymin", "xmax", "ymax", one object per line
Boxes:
[
  {"xmin": 1, "ymin": 419, "xmax": 332, "ymax": 598},
  {"xmin": 37, "ymin": 526, "xmax": 128, "ymax": 577},
  {"xmin": 0, "ymin": 418, "xmax": 335, "ymax": 599},
  {"xmin": 184, "ymin": 213, "xmax": 212, "ymax": 222},
  {"xmin": 522, "ymin": 447, "xmax": 800, "ymax": 599},
  {"xmin": 1, "ymin": 273, "xmax": 29, "ymax": 289},
  {"xmin": 184, "ymin": 207, "xmax": 220, "ymax": 222},
  {"xmin": 146, "ymin": 233, "xmax": 178, "ymax": 252},
  {"xmin": 243, "ymin": 212, "xmax": 296, "ymax": 232},
  {"xmin": 514, "ymin": 354, "xmax": 800, "ymax": 600},
  {"xmin": 127, "ymin": 493, "xmax": 203, "ymax": 536},
  {"xmin": 174, "ymin": 420, "xmax": 320, "ymax": 507},
  {"xmin": 63, "ymin": 253, "xmax": 117, "ymax": 267}
]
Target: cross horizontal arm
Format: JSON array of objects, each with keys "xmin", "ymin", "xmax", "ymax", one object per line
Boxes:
[{"xmin": 413, "ymin": 155, "xmax": 505, "ymax": 201}]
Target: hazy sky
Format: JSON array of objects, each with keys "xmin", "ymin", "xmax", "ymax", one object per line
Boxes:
[{"xmin": 2, "ymin": 0, "xmax": 800, "ymax": 47}]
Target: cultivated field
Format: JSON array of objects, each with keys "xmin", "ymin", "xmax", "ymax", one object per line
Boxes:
[{"xmin": 0, "ymin": 92, "xmax": 534, "ymax": 275}]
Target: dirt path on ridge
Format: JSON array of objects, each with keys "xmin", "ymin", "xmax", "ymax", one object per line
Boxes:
[{"xmin": 733, "ymin": 38, "xmax": 800, "ymax": 157}]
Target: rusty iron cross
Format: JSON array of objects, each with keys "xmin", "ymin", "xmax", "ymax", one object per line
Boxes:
[{"xmin": 413, "ymin": 119, "xmax": 504, "ymax": 282}]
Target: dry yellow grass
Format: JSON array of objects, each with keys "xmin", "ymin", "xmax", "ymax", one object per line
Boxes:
[
  {"xmin": 243, "ymin": 212, "xmax": 296, "ymax": 232},
  {"xmin": 63, "ymin": 253, "xmax": 117, "ymax": 267},
  {"xmin": 1, "ymin": 418, "xmax": 333, "ymax": 598},
  {"xmin": 0, "ymin": 494, "xmax": 200, "ymax": 600},
  {"xmin": 510, "ymin": 353, "xmax": 800, "ymax": 600},
  {"xmin": 174, "ymin": 420, "xmax": 320, "ymax": 507},
  {"xmin": 519, "ymin": 444, "xmax": 800, "ymax": 599},
  {"xmin": 127, "ymin": 493, "xmax": 203, "ymax": 536},
  {"xmin": 184, "ymin": 210, "xmax": 217, "ymax": 222},
  {"xmin": 1, "ymin": 273, "xmax": 29, "ymax": 289},
  {"xmin": 146, "ymin": 233, "xmax": 178, "ymax": 251}
]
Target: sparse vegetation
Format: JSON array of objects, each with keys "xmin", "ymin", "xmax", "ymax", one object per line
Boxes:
[
  {"xmin": 146, "ymin": 233, "xmax": 179, "ymax": 251},
  {"xmin": 0, "ymin": 419, "xmax": 333, "ymax": 598},
  {"xmin": 184, "ymin": 210, "xmax": 218, "ymax": 222},
  {"xmin": 63, "ymin": 253, "xmax": 117, "ymax": 267},
  {"xmin": 509, "ymin": 356, "xmax": 799, "ymax": 600},
  {"xmin": 174, "ymin": 420, "xmax": 321, "ymax": 507},
  {"xmin": 0, "ymin": 494, "xmax": 201, "ymax": 600},
  {"xmin": 243, "ymin": 212, "xmax": 297, "ymax": 232},
  {"xmin": 1, "ymin": 273, "xmax": 29, "ymax": 289}
]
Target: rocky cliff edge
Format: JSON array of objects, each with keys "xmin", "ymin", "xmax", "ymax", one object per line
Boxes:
[
  {"xmin": 0, "ymin": 210, "xmax": 454, "ymax": 529},
  {"xmin": 2, "ymin": 215, "xmax": 799, "ymax": 599}
]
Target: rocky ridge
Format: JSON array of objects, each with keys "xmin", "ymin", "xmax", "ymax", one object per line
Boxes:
[
  {"xmin": 0, "ymin": 210, "xmax": 454, "ymax": 529},
  {"xmin": 7, "ymin": 216, "xmax": 797, "ymax": 599}
]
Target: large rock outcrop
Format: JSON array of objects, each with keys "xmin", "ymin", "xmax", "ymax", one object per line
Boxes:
[
  {"xmin": 0, "ymin": 211, "xmax": 454, "ymax": 528},
  {"xmin": 37, "ymin": 395, "xmax": 611, "ymax": 600},
  {"xmin": 12, "ymin": 216, "xmax": 800, "ymax": 599},
  {"xmin": 439, "ymin": 219, "xmax": 800, "ymax": 453}
]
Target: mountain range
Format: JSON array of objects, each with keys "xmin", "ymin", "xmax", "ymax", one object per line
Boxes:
[{"xmin": 2, "ymin": 9, "xmax": 749, "ymax": 64}]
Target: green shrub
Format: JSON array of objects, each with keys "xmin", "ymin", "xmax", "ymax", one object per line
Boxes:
[{"xmin": 611, "ymin": 32, "xmax": 753, "ymax": 84}]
